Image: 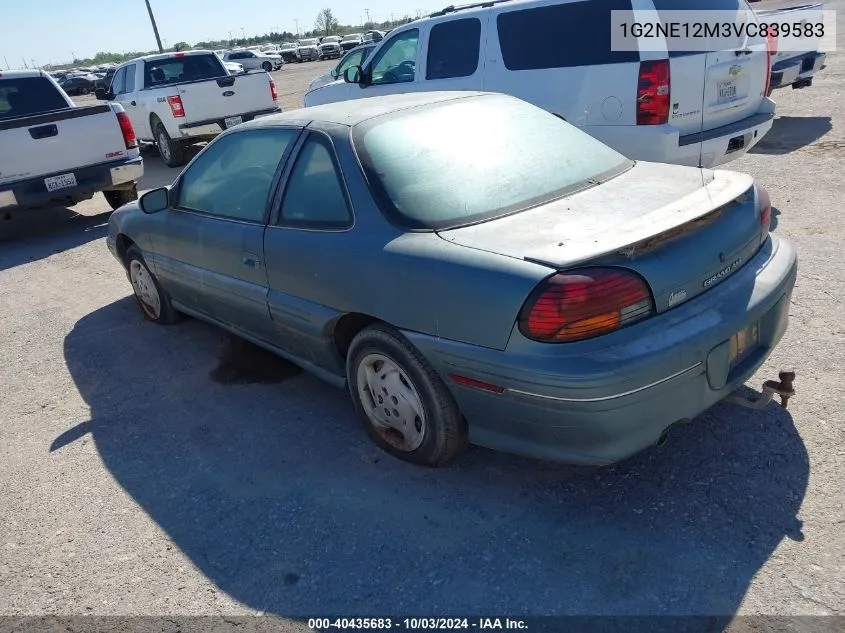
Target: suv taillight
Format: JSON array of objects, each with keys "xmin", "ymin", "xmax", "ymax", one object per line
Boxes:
[
  {"xmin": 637, "ymin": 59, "xmax": 670, "ymax": 125},
  {"xmin": 269, "ymin": 76, "xmax": 278, "ymax": 101},
  {"xmin": 518, "ymin": 268, "xmax": 654, "ymax": 343},
  {"xmin": 757, "ymin": 185, "xmax": 772, "ymax": 244},
  {"xmin": 764, "ymin": 34, "xmax": 777, "ymax": 96},
  {"xmin": 116, "ymin": 111, "xmax": 138, "ymax": 149},
  {"xmin": 167, "ymin": 95, "xmax": 185, "ymax": 117}
]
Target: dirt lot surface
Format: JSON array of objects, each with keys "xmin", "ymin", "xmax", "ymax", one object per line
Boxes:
[{"xmin": 0, "ymin": 25, "xmax": 842, "ymax": 627}]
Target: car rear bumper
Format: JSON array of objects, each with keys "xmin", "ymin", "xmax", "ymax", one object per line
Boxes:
[
  {"xmin": 584, "ymin": 97, "xmax": 776, "ymax": 168},
  {"xmin": 0, "ymin": 154, "xmax": 143, "ymax": 211},
  {"xmin": 771, "ymin": 52, "xmax": 826, "ymax": 88},
  {"xmin": 404, "ymin": 234, "xmax": 797, "ymax": 465},
  {"xmin": 177, "ymin": 107, "xmax": 282, "ymax": 138}
]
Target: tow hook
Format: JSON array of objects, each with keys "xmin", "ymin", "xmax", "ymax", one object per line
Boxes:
[{"xmin": 725, "ymin": 370, "xmax": 796, "ymax": 410}]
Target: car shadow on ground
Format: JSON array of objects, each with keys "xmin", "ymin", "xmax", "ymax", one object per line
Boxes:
[
  {"xmin": 0, "ymin": 206, "xmax": 110, "ymax": 271},
  {"xmin": 57, "ymin": 298, "xmax": 808, "ymax": 619},
  {"xmin": 750, "ymin": 116, "xmax": 832, "ymax": 155}
]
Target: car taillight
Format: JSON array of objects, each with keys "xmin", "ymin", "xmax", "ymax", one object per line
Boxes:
[
  {"xmin": 758, "ymin": 185, "xmax": 772, "ymax": 244},
  {"xmin": 764, "ymin": 33, "xmax": 777, "ymax": 96},
  {"xmin": 636, "ymin": 59, "xmax": 670, "ymax": 125},
  {"xmin": 167, "ymin": 95, "xmax": 185, "ymax": 117},
  {"xmin": 518, "ymin": 268, "xmax": 654, "ymax": 343},
  {"xmin": 269, "ymin": 76, "xmax": 278, "ymax": 101},
  {"xmin": 116, "ymin": 111, "xmax": 138, "ymax": 149}
]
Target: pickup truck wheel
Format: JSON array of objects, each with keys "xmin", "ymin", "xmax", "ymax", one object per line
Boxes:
[
  {"xmin": 126, "ymin": 246, "xmax": 180, "ymax": 324},
  {"xmin": 262, "ymin": 61, "xmax": 272, "ymax": 72},
  {"xmin": 155, "ymin": 123, "xmax": 186, "ymax": 168},
  {"xmin": 104, "ymin": 185, "xmax": 138, "ymax": 211}
]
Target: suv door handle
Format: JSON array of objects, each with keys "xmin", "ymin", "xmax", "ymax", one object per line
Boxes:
[
  {"xmin": 242, "ymin": 253, "xmax": 261, "ymax": 269},
  {"xmin": 130, "ymin": 100, "xmax": 137, "ymax": 106}
]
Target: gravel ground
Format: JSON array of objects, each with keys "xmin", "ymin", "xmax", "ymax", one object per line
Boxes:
[{"xmin": 0, "ymin": 23, "xmax": 842, "ymax": 626}]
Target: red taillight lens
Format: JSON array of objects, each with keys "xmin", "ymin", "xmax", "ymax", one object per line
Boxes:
[
  {"xmin": 167, "ymin": 95, "xmax": 185, "ymax": 117},
  {"xmin": 519, "ymin": 268, "xmax": 654, "ymax": 343},
  {"xmin": 764, "ymin": 34, "xmax": 777, "ymax": 96},
  {"xmin": 116, "ymin": 111, "xmax": 138, "ymax": 149},
  {"xmin": 269, "ymin": 76, "xmax": 278, "ymax": 101},
  {"xmin": 636, "ymin": 59, "xmax": 670, "ymax": 126},
  {"xmin": 758, "ymin": 185, "xmax": 772, "ymax": 244}
]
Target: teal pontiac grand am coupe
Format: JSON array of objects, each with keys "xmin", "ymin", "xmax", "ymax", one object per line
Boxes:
[{"xmin": 107, "ymin": 92, "xmax": 797, "ymax": 467}]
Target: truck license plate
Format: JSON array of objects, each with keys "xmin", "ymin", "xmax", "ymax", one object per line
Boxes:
[
  {"xmin": 729, "ymin": 321, "xmax": 760, "ymax": 369},
  {"xmin": 44, "ymin": 172, "xmax": 77, "ymax": 192},
  {"xmin": 224, "ymin": 116, "xmax": 243, "ymax": 129},
  {"xmin": 717, "ymin": 79, "xmax": 737, "ymax": 103}
]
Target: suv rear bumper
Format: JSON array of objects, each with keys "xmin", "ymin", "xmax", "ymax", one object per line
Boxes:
[
  {"xmin": 771, "ymin": 52, "xmax": 826, "ymax": 88},
  {"xmin": 584, "ymin": 97, "xmax": 776, "ymax": 168},
  {"xmin": 0, "ymin": 155, "xmax": 143, "ymax": 211}
]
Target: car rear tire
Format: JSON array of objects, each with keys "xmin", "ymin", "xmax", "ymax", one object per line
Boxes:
[
  {"xmin": 262, "ymin": 61, "xmax": 272, "ymax": 72},
  {"xmin": 103, "ymin": 185, "xmax": 138, "ymax": 211},
  {"xmin": 125, "ymin": 246, "xmax": 180, "ymax": 325},
  {"xmin": 155, "ymin": 122, "xmax": 187, "ymax": 168},
  {"xmin": 347, "ymin": 324, "xmax": 467, "ymax": 466}
]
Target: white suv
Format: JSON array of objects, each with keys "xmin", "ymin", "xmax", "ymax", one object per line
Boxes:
[{"xmin": 304, "ymin": 0, "xmax": 776, "ymax": 168}]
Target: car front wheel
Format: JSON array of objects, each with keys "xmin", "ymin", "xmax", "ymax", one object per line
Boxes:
[
  {"xmin": 347, "ymin": 324, "xmax": 467, "ymax": 466},
  {"xmin": 262, "ymin": 61, "xmax": 272, "ymax": 72},
  {"xmin": 125, "ymin": 246, "xmax": 180, "ymax": 324}
]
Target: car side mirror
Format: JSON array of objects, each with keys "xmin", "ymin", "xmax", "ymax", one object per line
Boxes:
[
  {"xmin": 330, "ymin": 68, "xmax": 338, "ymax": 78},
  {"xmin": 343, "ymin": 65, "xmax": 363, "ymax": 84},
  {"xmin": 139, "ymin": 187, "xmax": 169, "ymax": 214},
  {"xmin": 95, "ymin": 87, "xmax": 112, "ymax": 100}
]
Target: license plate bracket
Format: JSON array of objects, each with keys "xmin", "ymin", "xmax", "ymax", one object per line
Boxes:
[
  {"xmin": 730, "ymin": 321, "xmax": 760, "ymax": 369},
  {"xmin": 44, "ymin": 172, "xmax": 77, "ymax": 192},
  {"xmin": 224, "ymin": 115, "xmax": 243, "ymax": 129}
]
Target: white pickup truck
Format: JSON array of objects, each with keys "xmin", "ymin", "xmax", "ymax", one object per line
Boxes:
[
  {"xmin": 0, "ymin": 70, "xmax": 143, "ymax": 213},
  {"xmin": 97, "ymin": 51, "xmax": 281, "ymax": 167}
]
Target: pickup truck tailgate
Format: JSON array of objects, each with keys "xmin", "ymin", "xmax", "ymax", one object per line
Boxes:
[
  {"xmin": 170, "ymin": 73, "xmax": 275, "ymax": 125},
  {"xmin": 0, "ymin": 104, "xmax": 129, "ymax": 186}
]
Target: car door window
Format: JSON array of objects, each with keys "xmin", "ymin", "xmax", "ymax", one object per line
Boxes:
[
  {"xmin": 110, "ymin": 67, "xmax": 126, "ymax": 94},
  {"xmin": 337, "ymin": 48, "xmax": 366, "ymax": 76},
  {"xmin": 279, "ymin": 135, "xmax": 351, "ymax": 228},
  {"xmin": 369, "ymin": 29, "xmax": 419, "ymax": 85},
  {"xmin": 177, "ymin": 129, "xmax": 299, "ymax": 223},
  {"xmin": 426, "ymin": 18, "xmax": 481, "ymax": 80},
  {"xmin": 123, "ymin": 64, "xmax": 136, "ymax": 93}
]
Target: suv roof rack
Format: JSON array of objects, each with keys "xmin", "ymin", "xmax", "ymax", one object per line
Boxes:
[{"xmin": 429, "ymin": 0, "xmax": 514, "ymax": 18}]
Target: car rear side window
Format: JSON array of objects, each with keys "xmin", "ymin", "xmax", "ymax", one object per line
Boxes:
[
  {"xmin": 426, "ymin": 18, "xmax": 481, "ymax": 80},
  {"xmin": 279, "ymin": 135, "xmax": 352, "ymax": 229},
  {"xmin": 0, "ymin": 77, "xmax": 69, "ymax": 120},
  {"xmin": 110, "ymin": 68, "xmax": 126, "ymax": 95},
  {"xmin": 177, "ymin": 129, "xmax": 298, "ymax": 223},
  {"xmin": 497, "ymin": 0, "xmax": 638, "ymax": 70}
]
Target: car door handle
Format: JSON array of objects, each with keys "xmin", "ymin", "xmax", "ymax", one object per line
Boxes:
[
  {"xmin": 242, "ymin": 254, "xmax": 261, "ymax": 269},
  {"xmin": 131, "ymin": 100, "xmax": 137, "ymax": 106},
  {"xmin": 29, "ymin": 124, "xmax": 58, "ymax": 139}
]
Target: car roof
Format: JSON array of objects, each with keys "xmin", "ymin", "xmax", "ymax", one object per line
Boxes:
[
  {"xmin": 132, "ymin": 50, "xmax": 216, "ymax": 63},
  {"xmin": 0, "ymin": 69, "xmax": 47, "ymax": 80},
  {"xmin": 241, "ymin": 91, "xmax": 494, "ymax": 129}
]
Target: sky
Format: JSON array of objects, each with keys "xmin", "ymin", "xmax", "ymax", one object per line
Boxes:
[{"xmin": 1, "ymin": 0, "xmax": 441, "ymax": 68}]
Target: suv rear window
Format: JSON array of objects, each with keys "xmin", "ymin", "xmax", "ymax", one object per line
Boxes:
[
  {"xmin": 0, "ymin": 77, "xmax": 69, "ymax": 121},
  {"xmin": 144, "ymin": 54, "xmax": 226, "ymax": 88},
  {"xmin": 497, "ymin": 0, "xmax": 638, "ymax": 71},
  {"xmin": 426, "ymin": 18, "xmax": 482, "ymax": 80}
]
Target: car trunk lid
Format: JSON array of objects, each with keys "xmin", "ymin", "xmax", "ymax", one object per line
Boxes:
[{"xmin": 437, "ymin": 162, "xmax": 765, "ymax": 312}]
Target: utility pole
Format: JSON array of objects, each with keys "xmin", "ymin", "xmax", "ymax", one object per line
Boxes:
[
  {"xmin": 240, "ymin": 26, "xmax": 245, "ymax": 39},
  {"xmin": 294, "ymin": 19, "xmax": 299, "ymax": 36},
  {"xmin": 144, "ymin": 0, "xmax": 164, "ymax": 53},
  {"xmin": 365, "ymin": 8, "xmax": 370, "ymax": 25}
]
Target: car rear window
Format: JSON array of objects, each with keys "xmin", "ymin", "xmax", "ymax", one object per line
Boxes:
[
  {"xmin": 497, "ymin": 0, "xmax": 638, "ymax": 70},
  {"xmin": 0, "ymin": 77, "xmax": 69, "ymax": 121},
  {"xmin": 353, "ymin": 95, "xmax": 632, "ymax": 230},
  {"xmin": 144, "ymin": 54, "xmax": 226, "ymax": 88}
]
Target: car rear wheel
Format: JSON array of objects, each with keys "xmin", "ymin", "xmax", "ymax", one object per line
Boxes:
[
  {"xmin": 262, "ymin": 61, "xmax": 272, "ymax": 72},
  {"xmin": 126, "ymin": 246, "xmax": 180, "ymax": 324},
  {"xmin": 155, "ymin": 122, "xmax": 186, "ymax": 168},
  {"xmin": 347, "ymin": 324, "xmax": 467, "ymax": 466},
  {"xmin": 103, "ymin": 185, "xmax": 138, "ymax": 211}
]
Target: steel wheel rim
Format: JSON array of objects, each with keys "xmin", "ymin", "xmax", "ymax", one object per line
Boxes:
[
  {"xmin": 356, "ymin": 353, "xmax": 426, "ymax": 452},
  {"xmin": 129, "ymin": 260, "xmax": 161, "ymax": 319},
  {"xmin": 157, "ymin": 130, "xmax": 171, "ymax": 161}
]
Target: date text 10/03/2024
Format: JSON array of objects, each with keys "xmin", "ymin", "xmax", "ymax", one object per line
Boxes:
[{"xmin": 308, "ymin": 618, "xmax": 529, "ymax": 630}]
